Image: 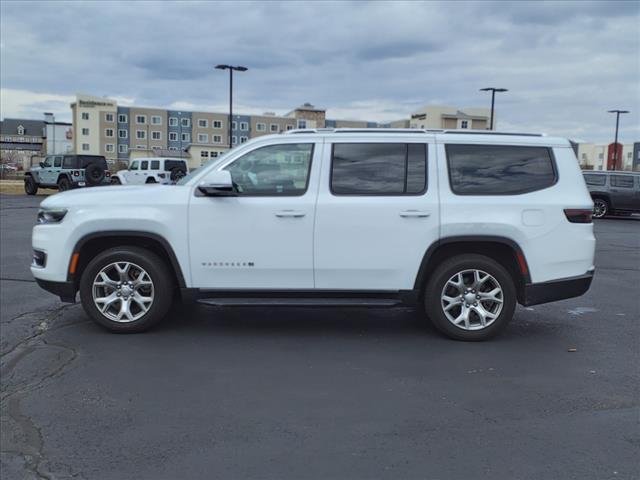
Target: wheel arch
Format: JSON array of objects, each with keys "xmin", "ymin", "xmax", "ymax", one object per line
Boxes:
[
  {"xmin": 56, "ymin": 173, "xmax": 72, "ymax": 184},
  {"xmin": 69, "ymin": 231, "xmax": 186, "ymax": 290},
  {"xmin": 414, "ymin": 236, "xmax": 531, "ymax": 305}
]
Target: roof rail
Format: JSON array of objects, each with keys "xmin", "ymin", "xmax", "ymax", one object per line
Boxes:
[{"xmin": 283, "ymin": 127, "xmax": 545, "ymax": 137}]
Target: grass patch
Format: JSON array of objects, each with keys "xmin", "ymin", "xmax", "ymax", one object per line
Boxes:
[{"xmin": 0, "ymin": 180, "xmax": 56, "ymax": 196}]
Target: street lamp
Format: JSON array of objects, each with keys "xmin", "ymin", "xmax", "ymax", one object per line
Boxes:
[
  {"xmin": 479, "ymin": 87, "xmax": 508, "ymax": 130},
  {"xmin": 44, "ymin": 112, "xmax": 55, "ymax": 154},
  {"xmin": 215, "ymin": 64, "xmax": 248, "ymax": 148},
  {"xmin": 608, "ymin": 109, "xmax": 629, "ymax": 170}
]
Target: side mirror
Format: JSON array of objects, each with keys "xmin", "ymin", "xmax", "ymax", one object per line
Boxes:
[
  {"xmin": 197, "ymin": 170, "xmax": 237, "ymax": 196},
  {"xmin": 39, "ymin": 162, "xmax": 45, "ymax": 168}
]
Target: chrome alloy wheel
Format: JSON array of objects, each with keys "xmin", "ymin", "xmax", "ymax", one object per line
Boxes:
[
  {"xmin": 440, "ymin": 269, "xmax": 504, "ymax": 331},
  {"xmin": 592, "ymin": 199, "xmax": 607, "ymax": 219},
  {"xmin": 92, "ymin": 262, "xmax": 154, "ymax": 322}
]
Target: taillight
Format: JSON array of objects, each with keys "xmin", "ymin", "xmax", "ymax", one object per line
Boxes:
[
  {"xmin": 564, "ymin": 209, "xmax": 592, "ymax": 223},
  {"xmin": 73, "ymin": 170, "xmax": 80, "ymax": 176},
  {"xmin": 158, "ymin": 173, "xmax": 166, "ymax": 178},
  {"xmin": 105, "ymin": 171, "xmax": 111, "ymax": 177}
]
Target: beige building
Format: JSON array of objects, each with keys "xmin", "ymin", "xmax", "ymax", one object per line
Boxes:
[
  {"xmin": 409, "ymin": 105, "xmax": 492, "ymax": 130},
  {"xmin": 577, "ymin": 142, "xmax": 637, "ymax": 171},
  {"xmin": 71, "ymin": 94, "xmax": 118, "ymax": 159}
]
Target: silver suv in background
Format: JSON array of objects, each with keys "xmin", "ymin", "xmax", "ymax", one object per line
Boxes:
[
  {"xmin": 583, "ymin": 171, "xmax": 640, "ymax": 218},
  {"xmin": 111, "ymin": 158, "xmax": 188, "ymax": 185}
]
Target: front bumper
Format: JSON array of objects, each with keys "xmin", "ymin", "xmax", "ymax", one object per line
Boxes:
[
  {"xmin": 35, "ymin": 278, "xmax": 77, "ymax": 303},
  {"xmin": 522, "ymin": 271, "xmax": 594, "ymax": 306}
]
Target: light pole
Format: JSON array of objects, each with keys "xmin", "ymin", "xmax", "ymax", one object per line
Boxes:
[
  {"xmin": 608, "ymin": 110, "xmax": 629, "ymax": 170},
  {"xmin": 215, "ymin": 64, "xmax": 248, "ymax": 148},
  {"xmin": 44, "ymin": 112, "xmax": 55, "ymax": 154},
  {"xmin": 479, "ymin": 87, "xmax": 508, "ymax": 130}
]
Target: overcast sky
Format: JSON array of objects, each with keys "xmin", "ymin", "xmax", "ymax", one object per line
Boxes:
[{"xmin": 1, "ymin": 1, "xmax": 638, "ymax": 142}]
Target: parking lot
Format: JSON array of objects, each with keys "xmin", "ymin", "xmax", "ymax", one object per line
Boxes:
[{"xmin": 1, "ymin": 194, "xmax": 638, "ymax": 480}]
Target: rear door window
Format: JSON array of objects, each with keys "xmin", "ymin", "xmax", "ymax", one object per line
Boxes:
[
  {"xmin": 330, "ymin": 143, "xmax": 427, "ymax": 195},
  {"xmin": 583, "ymin": 174, "xmax": 606, "ymax": 186},
  {"xmin": 62, "ymin": 156, "xmax": 75, "ymax": 168},
  {"xmin": 446, "ymin": 144, "xmax": 556, "ymax": 195},
  {"xmin": 150, "ymin": 160, "xmax": 160, "ymax": 170},
  {"xmin": 140, "ymin": 160, "xmax": 149, "ymax": 170},
  {"xmin": 610, "ymin": 175, "xmax": 634, "ymax": 188},
  {"xmin": 53, "ymin": 156, "xmax": 63, "ymax": 168}
]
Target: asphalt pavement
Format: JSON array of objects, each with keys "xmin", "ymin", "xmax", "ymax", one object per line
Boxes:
[{"xmin": 1, "ymin": 194, "xmax": 639, "ymax": 480}]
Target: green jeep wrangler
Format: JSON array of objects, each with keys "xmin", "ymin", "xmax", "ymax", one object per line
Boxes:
[{"xmin": 24, "ymin": 154, "xmax": 111, "ymax": 195}]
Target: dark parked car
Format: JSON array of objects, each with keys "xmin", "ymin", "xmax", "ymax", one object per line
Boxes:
[
  {"xmin": 24, "ymin": 154, "xmax": 111, "ymax": 195},
  {"xmin": 583, "ymin": 171, "xmax": 640, "ymax": 218}
]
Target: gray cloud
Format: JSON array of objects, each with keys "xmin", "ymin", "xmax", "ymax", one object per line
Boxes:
[{"xmin": 1, "ymin": 0, "xmax": 638, "ymax": 142}]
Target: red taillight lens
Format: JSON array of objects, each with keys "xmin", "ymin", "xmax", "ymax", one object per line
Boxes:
[
  {"xmin": 73, "ymin": 170, "xmax": 80, "ymax": 176},
  {"xmin": 158, "ymin": 173, "xmax": 166, "ymax": 178},
  {"xmin": 564, "ymin": 209, "xmax": 592, "ymax": 223}
]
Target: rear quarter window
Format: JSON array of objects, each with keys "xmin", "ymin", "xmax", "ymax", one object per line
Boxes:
[
  {"xmin": 610, "ymin": 175, "xmax": 634, "ymax": 188},
  {"xmin": 164, "ymin": 160, "xmax": 187, "ymax": 171},
  {"xmin": 78, "ymin": 156, "xmax": 108, "ymax": 169},
  {"xmin": 446, "ymin": 144, "xmax": 557, "ymax": 195}
]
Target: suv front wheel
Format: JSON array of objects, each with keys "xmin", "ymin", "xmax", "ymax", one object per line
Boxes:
[
  {"xmin": 592, "ymin": 198, "xmax": 608, "ymax": 219},
  {"xmin": 424, "ymin": 254, "xmax": 516, "ymax": 341},
  {"xmin": 79, "ymin": 247, "xmax": 174, "ymax": 333}
]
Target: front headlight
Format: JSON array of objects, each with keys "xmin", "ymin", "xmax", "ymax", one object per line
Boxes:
[{"xmin": 37, "ymin": 208, "xmax": 68, "ymax": 224}]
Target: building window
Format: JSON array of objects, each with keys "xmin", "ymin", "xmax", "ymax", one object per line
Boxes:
[
  {"xmin": 232, "ymin": 136, "xmax": 237, "ymax": 145},
  {"xmin": 82, "ymin": 143, "xmax": 90, "ymax": 151},
  {"xmin": 213, "ymin": 135, "xmax": 222, "ymax": 144},
  {"xmin": 118, "ymin": 114, "xmax": 127, "ymax": 123},
  {"xmin": 213, "ymin": 120, "xmax": 223, "ymax": 129},
  {"xmin": 118, "ymin": 144, "xmax": 128, "ymax": 154},
  {"xmin": 82, "ymin": 128, "xmax": 89, "ymax": 135},
  {"xmin": 627, "ymin": 152, "xmax": 632, "ymax": 159},
  {"xmin": 169, "ymin": 117, "xmax": 178, "ymax": 127},
  {"xmin": 240, "ymin": 136, "xmax": 248, "ymax": 143},
  {"xmin": 598, "ymin": 153, "xmax": 604, "ymax": 160},
  {"xmin": 152, "ymin": 145, "xmax": 162, "ymax": 150},
  {"xmin": 81, "ymin": 112, "xmax": 89, "ymax": 120},
  {"xmin": 297, "ymin": 119, "xmax": 307, "ymax": 129},
  {"xmin": 17, "ymin": 125, "xmax": 25, "ymax": 135},
  {"xmin": 181, "ymin": 118, "xmax": 190, "ymax": 127},
  {"xmin": 151, "ymin": 115, "xmax": 162, "ymax": 125},
  {"xmin": 211, "ymin": 152, "xmax": 219, "ymax": 158},
  {"xmin": 256, "ymin": 123, "xmax": 266, "ymax": 132},
  {"xmin": 169, "ymin": 132, "xmax": 178, "ymax": 141},
  {"xmin": 136, "ymin": 145, "xmax": 146, "ymax": 149},
  {"xmin": 105, "ymin": 128, "xmax": 114, "ymax": 137},
  {"xmin": 105, "ymin": 144, "xmax": 115, "ymax": 153},
  {"xmin": 232, "ymin": 121, "xmax": 237, "ymax": 130},
  {"xmin": 181, "ymin": 133, "xmax": 190, "ymax": 142},
  {"xmin": 136, "ymin": 115, "xmax": 146, "ymax": 124},
  {"xmin": 201, "ymin": 151, "xmax": 209, "ymax": 159},
  {"xmin": 105, "ymin": 113, "xmax": 114, "ymax": 122},
  {"xmin": 461, "ymin": 120, "xmax": 469, "ymax": 129},
  {"xmin": 240, "ymin": 122, "xmax": 248, "ymax": 130},
  {"xmin": 197, "ymin": 133, "xmax": 209, "ymax": 143},
  {"xmin": 136, "ymin": 130, "xmax": 146, "ymax": 139},
  {"xmin": 151, "ymin": 131, "xmax": 161, "ymax": 140},
  {"xmin": 168, "ymin": 146, "xmax": 178, "ymax": 151},
  {"xmin": 270, "ymin": 124, "xmax": 279, "ymax": 133},
  {"xmin": 118, "ymin": 129, "xmax": 128, "ymax": 139},
  {"xmin": 286, "ymin": 125, "xmax": 294, "ymax": 131},
  {"xmin": 198, "ymin": 119, "xmax": 208, "ymax": 128},
  {"xmin": 581, "ymin": 153, "xmax": 587, "ymax": 160}
]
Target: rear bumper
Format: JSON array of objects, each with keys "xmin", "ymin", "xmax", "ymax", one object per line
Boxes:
[
  {"xmin": 522, "ymin": 271, "xmax": 594, "ymax": 306},
  {"xmin": 35, "ymin": 278, "xmax": 76, "ymax": 303}
]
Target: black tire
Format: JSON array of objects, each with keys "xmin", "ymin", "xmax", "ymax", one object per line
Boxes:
[
  {"xmin": 592, "ymin": 198, "xmax": 608, "ymax": 219},
  {"xmin": 170, "ymin": 168, "xmax": 185, "ymax": 182},
  {"xmin": 57, "ymin": 176, "xmax": 71, "ymax": 192},
  {"xmin": 24, "ymin": 176, "xmax": 38, "ymax": 195},
  {"xmin": 85, "ymin": 163, "xmax": 105, "ymax": 186},
  {"xmin": 79, "ymin": 247, "xmax": 174, "ymax": 333},
  {"xmin": 110, "ymin": 176, "xmax": 121, "ymax": 185},
  {"xmin": 423, "ymin": 254, "xmax": 516, "ymax": 341},
  {"xmin": 145, "ymin": 177, "xmax": 156, "ymax": 184}
]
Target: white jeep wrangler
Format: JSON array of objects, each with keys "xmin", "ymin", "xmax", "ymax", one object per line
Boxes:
[
  {"xmin": 31, "ymin": 129, "xmax": 595, "ymax": 341},
  {"xmin": 110, "ymin": 157, "xmax": 188, "ymax": 185}
]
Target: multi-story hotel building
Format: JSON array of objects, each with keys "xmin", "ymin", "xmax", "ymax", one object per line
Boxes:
[{"xmin": 69, "ymin": 94, "xmax": 494, "ymax": 168}]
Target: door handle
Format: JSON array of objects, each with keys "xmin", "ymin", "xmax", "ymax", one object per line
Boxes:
[
  {"xmin": 275, "ymin": 210, "xmax": 306, "ymax": 218},
  {"xmin": 399, "ymin": 210, "xmax": 430, "ymax": 218}
]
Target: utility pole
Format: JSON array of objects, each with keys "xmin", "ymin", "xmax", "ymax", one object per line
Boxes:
[
  {"xmin": 608, "ymin": 110, "xmax": 629, "ymax": 170},
  {"xmin": 215, "ymin": 64, "xmax": 248, "ymax": 148},
  {"xmin": 479, "ymin": 87, "xmax": 508, "ymax": 130}
]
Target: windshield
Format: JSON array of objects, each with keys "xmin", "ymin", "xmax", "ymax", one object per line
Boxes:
[{"xmin": 177, "ymin": 155, "xmax": 226, "ymax": 185}]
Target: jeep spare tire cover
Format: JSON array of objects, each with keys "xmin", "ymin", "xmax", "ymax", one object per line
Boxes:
[
  {"xmin": 85, "ymin": 163, "xmax": 105, "ymax": 185},
  {"xmin": 170, "ymin": 168, "xmax": 186, "ymax": 181}
]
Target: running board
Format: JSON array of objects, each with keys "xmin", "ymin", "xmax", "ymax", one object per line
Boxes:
[{"xmin": 196, "ymin": 297, "xmax": 402, "ymax": 307}]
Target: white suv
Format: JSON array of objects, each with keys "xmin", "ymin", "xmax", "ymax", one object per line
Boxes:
[
  {"xmin": 31, "ymin": 129, "xmax": 595, "ymax": 340},
  {"xmin": 111, "ymin": 157, "xmax": 188, "ymax": 185}
]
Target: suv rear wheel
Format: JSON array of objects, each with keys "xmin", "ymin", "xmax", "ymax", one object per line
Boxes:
[
  {"xmin": 57, "ymin": 176, "xmax": 71, "ymax": 192},
  {"xmin": 424, "ymin": 254, "xmax": 516, "ymax": 341},
  {"xmin": 24, "ymin": 176, "xmax": 38, "ymax": 195},
  {"xmin": 79, "ymin": 247, "xmax": 174, "ymax": 333},
  {"xmin": 592, "ymin": 198, "xmax": 608, "ymax": 219}
]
